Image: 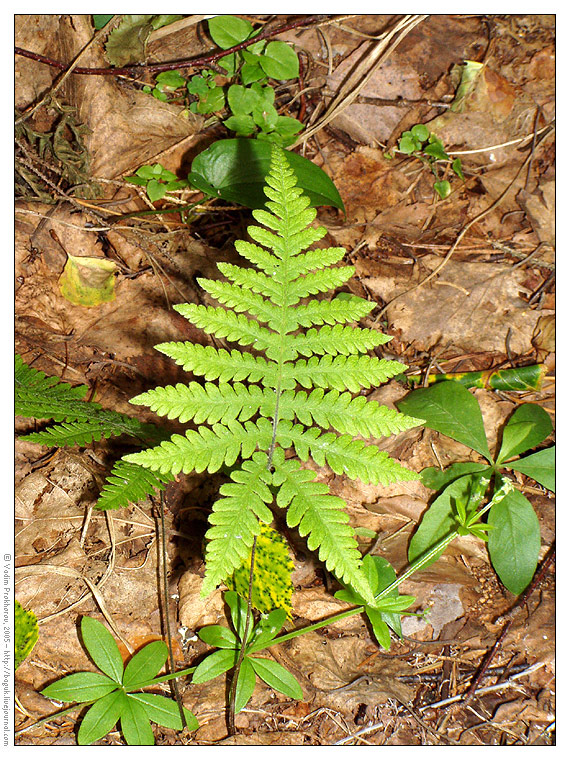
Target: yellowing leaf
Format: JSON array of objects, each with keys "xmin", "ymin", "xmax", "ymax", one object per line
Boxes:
[{"xmin": 59, "ymin": 255, "xmax": 117, "ymax": 307}]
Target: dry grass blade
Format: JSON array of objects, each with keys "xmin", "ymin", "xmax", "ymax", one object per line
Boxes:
[{"xmin": 294, "ymin": 14, "xmax": 428, "ymax": 147}]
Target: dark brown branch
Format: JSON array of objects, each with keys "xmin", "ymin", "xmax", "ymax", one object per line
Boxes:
[{"xmin": 15, "ymin": 15, "xmax": 331, "ymax": 78}]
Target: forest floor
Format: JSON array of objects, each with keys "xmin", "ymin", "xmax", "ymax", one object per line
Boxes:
[{"xmin": 14, "ymin": 14, "xmax": 555, "ymax": 746}]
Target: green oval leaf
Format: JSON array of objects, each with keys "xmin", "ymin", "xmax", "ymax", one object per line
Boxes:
[
  {"xmin": 235, "ymin": 657, "xmax": 257, "ymax": 713},
  {"xmin": 364, "ymin": 607, "xmax": 392, "ymax": 649},
  {"xmin": 509, "ymin": 446, "xmax": 555, "ymax": 492},
  {"xmin": 42, "ymin": 672, "xmax": 118, "ymax": 703},
  {"xmin": 411, "ymin": 123, "xmax": 430, "ymax": 142},
  {"xmin": 81, "ymin": 617, "xmax": 124, "ymax": 683},
  {"xmin": 497, "ymin": 404, "xmax": 553, "ymax": 464},
  {"xmin": 192, "ymin": 649, "xmax": 238, "ymax": 684},
  {"xmin": 398, "ymin": 381, "xmax": 492, "ymax": 460},
  {"xmin": 129, "ymin": 693, "xmax": 199, "ymax": 731},
  {"xmin": 434, "ymin": 180, "xmax": 451, "ymax": 199},
  {"xmin": 250, "ymin": 656, "xmax": 303, "ymax": 699},
  {"xmin": 122, "ymin": 640, "xmax": 169, "ymax": 690},
  {"xmin": 121, "ymin": 695, "xmax": 155, "ymax": 745},
  {"xmin": 409, "ymin": 473, "xmax": 478, "ymax": 564},
  {"xmin": 487, "ymin": 483, "xmax": 541, "ymax": 594},
  {"xmin": 198, "ymin": 625, "xmax": 238, "ymax": 649},
  {"xmin": 259, "ymin": 41, "xmax": 299, "ymax": 80},
  {"xmin": 208, "ymin": 15, "xmax": 253, "ymax": 49},
  {"xmin": 421, "ymin": 462, "xmax": 491, "ymax": 491},
  {"xmin": 77, "ymin": 689, "xmax": 127, "ymax": 745},
  {"xmin": 188, "ymin": 139, "xmax": 345, "ymax": 211}
]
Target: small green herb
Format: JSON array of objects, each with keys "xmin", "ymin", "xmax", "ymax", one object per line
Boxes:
[
  {"xmin": 398, "ymin": 381, "xmax": 554, "ymax": 594},
  {"xmin": 397, "ymin": 123, "xmax": 464, "ymax": 200},
  {"xmin": 41, "ymin": 617, "xmax": 198, "ymax": 745}
]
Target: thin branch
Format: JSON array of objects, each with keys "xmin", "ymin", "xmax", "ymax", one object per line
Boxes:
[{"xmin": 14, "ymin": 15, "xmax": 331, "ymax": 78}]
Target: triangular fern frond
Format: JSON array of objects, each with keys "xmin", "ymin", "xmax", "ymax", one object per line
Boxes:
[
  {"xmin": 96, "ymin": 459, "xmax": 173, "ymax": 511},
  {"xmin": 128, "ymin": 145, "xmax": 423, "ymax": 598}
]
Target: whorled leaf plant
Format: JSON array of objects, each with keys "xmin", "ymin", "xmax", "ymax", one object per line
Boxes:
[{"xmin": 126, "ymin": 146, "xmax": 423, "ymax": 603}]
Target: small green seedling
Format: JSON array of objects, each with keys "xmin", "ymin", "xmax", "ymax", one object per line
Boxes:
[
  {"xmin": 124, "ymin": 163, "xmax": 189, "ymax": 203},
  {"xmin": 193, "ymin": 591, "xmax": 303, "ymax": 713},
  {"xmin": 41, "ymin": 617, "xmax": 198, "ymax": 746},
  {"xmin": 391, "ymin": 123, "xmax": 464, "ymax": 200},
  {"xmin": 398, "ymin": 381, "xmax": 554, "ymax": 594},
  {"xmin": 334, "ymin": 555, "xmax": 415, "ymax": 649}
]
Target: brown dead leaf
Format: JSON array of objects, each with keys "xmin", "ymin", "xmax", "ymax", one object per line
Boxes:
[
  {"xmin": 517, "ymin": 182, "xmax": 555, "ymax": 246},
  {"xmin": 363, "ymin": 254, "xmax": 543, "ymax": 355},
  {"xmin": 16, "ymin": 14, "xmax": 203, "ymax": 180},
  {"xmin": 178, "ymin": 571, "xmax": 225, "ymax": 630}
]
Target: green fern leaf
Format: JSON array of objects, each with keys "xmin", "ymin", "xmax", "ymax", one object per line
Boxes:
[
  {"xmin": 277, "ymin": 420, "xmax": 418, "ymax": 485},
  {"xmin": 125, "ymin": 418, "xmax": 273, "ymax": 475},
  {"xmin": 16, "ymin": 354, "xmax": 91, "ymax": 421},
  {"xmin": 202, "ymin": 452, "xmax": 274, "ymax": 596},
  {"xmin": 96, "ymin": 459, "xmax": 173, "ymax": 511},
  {"xmin": 128, "ymin": 146, "xmax": 422, "ymax": 599},
  {"xmin": 20, "ymin": 409, "xmax": 164, "ymax": 447},
  {"xmin": 272, "ymin": 452, "xmax": 374, "ymax": 603}
]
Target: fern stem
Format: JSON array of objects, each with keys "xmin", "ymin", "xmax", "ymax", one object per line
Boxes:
[{"xmin": 228, "ymin": 536, "xmax": 258, "ymax": 735}]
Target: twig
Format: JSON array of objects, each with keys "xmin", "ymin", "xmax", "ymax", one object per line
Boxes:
[
  {"xmin": 462, "ymin": 541, "xmax": 554, "ymax": 704},
  {"xmin": 15, "ymin": 15, "xmax": 331, "ymax": 78},
  {"xmin": 157, "ymin": 492, "xmax": 186, "ymax": 730}
]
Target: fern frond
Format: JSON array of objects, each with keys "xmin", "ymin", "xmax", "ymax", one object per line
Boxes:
[
  {"xmin": 156, "ymin": 343, "xmax": 280, "ymax": 387},
  {"xmin": 131, "ymin": 381, "xmax": 268, "ymax": 425},
  {"xmin": 286, "ymin": 355, "xmax": 407, "ymax": 392},
  {"xmin": 16, "ymin": 354, "xmax": 90, "ymax": 421},
  {"xmin": 202, "ymin": 452, "xmax": 274, "ymax": 596},
  {"xmin": 125, "ymin": 418, "xmax": 273, "ymax": 476},
  {"xmin": 127, "ymin": 146, "xmax": 422, "ymax": 598},
  {"xmin": 272, "ymin": 453, "xmax": 374, "ymax": 603},
  {"xmin": 96, "ymin": 459, "xmax": 173, "ymax": 511},
  {"xmin": 278, "ymin": 389, "xmax": 423, "ymax": 439},
  {"xmin": 277, "ymin": 421, "xmax": 417, "ymax": 485},
  {"xmin": 20, "ymin": 408, "xmax": 164, "ymax": 447}
]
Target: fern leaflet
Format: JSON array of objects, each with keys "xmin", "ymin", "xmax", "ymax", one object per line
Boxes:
[{"xmin": 126, "ymin": 146, "xmax": 422, "ymax": 600}]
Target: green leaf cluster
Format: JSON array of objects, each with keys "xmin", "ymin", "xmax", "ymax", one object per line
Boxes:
[
  {"xmin": 395, "ymin": 123, "xmax": 464, "ymax": 200},
  {"xmin": 224, "ymin": 83, "xmax": 302, "ymax": 147},
  {"xmin": 124, "ymin": 162, "xmax": 188, "ymax": 202},
  {"xmin": 15, "ymin": 354, "xmax": 172, "ymax": 511},
  {"xmin": 42, "ymin": 617, "xmax": 198, "ymax": 745},
  {"xmin": 193, "ymin": 591, "xmax": 302, "ymax": 712},
  {"xmin": 208, "ymin": 16, "xmax": 299, "ymax": 84},
  {"xmin": 335, "ymin": 556, "xmax": 415, "ymax": 649},
  {"xmin": 398, "ymin": 381, "xmax": 554, "ymax": 594},
  {"xmin": 126, "ymin": 146, "xmax": 422, "ymax": 602}
]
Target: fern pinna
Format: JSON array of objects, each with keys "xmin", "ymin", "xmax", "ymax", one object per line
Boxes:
[{"xmin": 126, "ymin": 147, "xmax": 422, "ymax": 603}]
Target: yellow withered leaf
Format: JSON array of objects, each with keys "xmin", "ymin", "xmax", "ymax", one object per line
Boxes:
[{"xmin": 59, "ymin": 254, "xmax": 117, "ymax": 307}]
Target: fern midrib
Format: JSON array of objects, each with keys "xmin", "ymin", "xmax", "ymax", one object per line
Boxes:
[{"xmin": 266, "ymin": 180, "xmax": 295, "ymax": 471}]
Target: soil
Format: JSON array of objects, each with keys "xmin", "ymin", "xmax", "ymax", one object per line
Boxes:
[{"xmin": 14, "ymin": 14, "xmax": 555, "ymax": 747}]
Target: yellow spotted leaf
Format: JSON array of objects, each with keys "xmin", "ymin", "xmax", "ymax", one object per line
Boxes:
[
  {"xmin": 59, "ymin": 255, "xmax": 117, "ymax": 307},
  {"xmin": 228, "ymin": 524, "xmax": 294, "ymax": 618}
]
